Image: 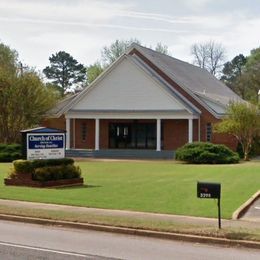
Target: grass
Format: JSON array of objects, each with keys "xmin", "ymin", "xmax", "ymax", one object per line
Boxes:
[
  {"xmin": 0, "ymin": 204, "xmax": 260, "ymax": 242},
  {"xmin": 0, "ymin": 160, "xmax": 259, "ymax": 219}
]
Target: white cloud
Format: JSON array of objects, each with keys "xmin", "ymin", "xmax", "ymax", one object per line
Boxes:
[{"xmin": 0, "ymin": 0, "xmax": 259, "ymax": 71}]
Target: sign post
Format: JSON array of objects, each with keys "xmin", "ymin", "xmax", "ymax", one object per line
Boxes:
[{"xmin": 197, "ymin": 182, "xmax": 221, "ymax": 229}]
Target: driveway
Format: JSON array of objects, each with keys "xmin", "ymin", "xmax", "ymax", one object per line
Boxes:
[{"xmin": 241, "ymin": 198, "xmax": 260, "ymax": 222}]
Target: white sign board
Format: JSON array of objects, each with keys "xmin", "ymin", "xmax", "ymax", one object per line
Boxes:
[{"xmin": 27, "ymin": 133, "xmax": 65, "ymax": 160}]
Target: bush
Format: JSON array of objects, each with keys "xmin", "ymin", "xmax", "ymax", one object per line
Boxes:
[
  {"xmin": 0, "ymin": 152, "xmax": 12, "ymax": 162},
  {"xmin": 175, "ymin": 142, "xmax": 240, "ymax": 164},
  {"xmin": 0, "ymin": 143, "xmax": 22, "ymax": 162},
  {"xmin": 31, "ymin": 158, "xmax": 74, "ymax": 169},
  {"xmin": 11, "ymin": 158, "xmax": 81, "ymax": 182},
  {"xmin": 33, "ymin": 165, "xmax": 81, "ymax": 182},
  {"xmin": 13, "ymin": 160, "xmax": 33, "ymax": 174}
]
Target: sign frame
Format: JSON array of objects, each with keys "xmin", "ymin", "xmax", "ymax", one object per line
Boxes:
[{"xmin": 21, "ymin": 127, "xmax": 66, "ymax": 161}]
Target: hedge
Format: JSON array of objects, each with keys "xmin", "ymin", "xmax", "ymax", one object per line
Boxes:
[
  {"xmin": 0, "ymin": 144, "xmax": 22, "ymax": 162},
  {"xmin": 11, "ymin": 158, "xmax": 81, "ymax": 182},
  {"xmin": 175, "ymin": 142, "xmax": 240, "ymax": 164},
  {"xmin": 33, "ymin": 165, "xmax": 81, "ymax": 181},
  {"xmin": 13, "ymin": 158, "xmax": 75, "ymax": 174}
]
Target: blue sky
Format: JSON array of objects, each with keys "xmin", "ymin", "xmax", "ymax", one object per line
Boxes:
[{"xmin": 0, "ymin": 0, "xmax": 259, "ymax": 70}]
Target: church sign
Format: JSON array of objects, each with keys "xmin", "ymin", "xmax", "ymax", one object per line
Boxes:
[{"xmin": 21, "ymin": 127, "xmax": 66, "ymax": 160}]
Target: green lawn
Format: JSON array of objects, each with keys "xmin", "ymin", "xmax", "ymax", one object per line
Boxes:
[{"xmin": 0, "ymin": 161, "xmax": 259, "ymax": 219}]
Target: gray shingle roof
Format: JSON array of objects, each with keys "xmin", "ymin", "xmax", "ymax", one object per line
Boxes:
[{"xmin": 132, "ymin": 44, "xmax": 243, "ymax": 110}]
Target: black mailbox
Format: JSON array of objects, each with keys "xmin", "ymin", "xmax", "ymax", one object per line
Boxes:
[{"xmin": 197, "ymin": 182, "xmax": 221, "ymax": 199}]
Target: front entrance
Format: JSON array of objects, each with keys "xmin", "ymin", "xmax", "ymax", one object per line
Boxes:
[{"xmin": 109, "ymin": 122, "xmax": 162, "ymax": 149}]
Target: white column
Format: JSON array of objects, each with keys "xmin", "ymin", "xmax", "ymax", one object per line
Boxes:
[
  {"xmin": 95, "ymin": 118, "xmax": 100, "ymax": 151},
  {"xmin": 156, "ymin": 119, "xmax": 161, "ymax": 151},
  {"xmin": 188, "ymin": 119, "xmax": 193, "ymax": 143},
  {"xmin": 66, "ymin": 118, "xmax": 70, "ymax": 149}
]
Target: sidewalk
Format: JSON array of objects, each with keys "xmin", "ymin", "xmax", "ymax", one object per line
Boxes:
[{"xmin": 0, "ymin": 199, "xmax": 259, "ymax": 230}]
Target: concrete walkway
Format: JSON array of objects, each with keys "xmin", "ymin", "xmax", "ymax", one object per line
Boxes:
[{"xmin": 0, "ymin": 199, "xmax": 259, "ymax": 230}]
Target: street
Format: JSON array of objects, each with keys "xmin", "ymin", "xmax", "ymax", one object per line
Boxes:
[{"xmin": 0, "ymin": 220, "xmax": 259, "ymax": 260}]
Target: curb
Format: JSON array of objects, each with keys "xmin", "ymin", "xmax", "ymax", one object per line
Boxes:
[
  {"xmin": 232, "ymin": 191, "xmax": 260, "ymax": 220},
  {"xmin": 0, "ymin": 213, "xmax": 260, "ymax": 250}
]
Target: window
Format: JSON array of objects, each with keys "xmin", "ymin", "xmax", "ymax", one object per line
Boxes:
[
  {"xmin": 206, "ymin": 123, "xmax": 212, "ymax": 142},
  {"xmin": 81, "ymin": 122, "xmax": 87, "ymax": 141}
]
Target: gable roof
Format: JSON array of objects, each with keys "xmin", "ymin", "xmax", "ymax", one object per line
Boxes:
[
  {"xmin": 50, "ymin": 44, "xmax": 244, "ymax": 118},
  {"xmin": 128, "ymin": 44, "xmax": 243, "ymax": 115}
]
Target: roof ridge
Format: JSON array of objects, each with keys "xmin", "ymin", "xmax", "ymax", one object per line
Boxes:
[{"xmin": 132, "ymin": 43, "xmax": 210, "ymax": 73}]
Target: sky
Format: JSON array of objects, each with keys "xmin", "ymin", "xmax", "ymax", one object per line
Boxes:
[{"xmin": 0, "ymin": 0, "xmax": 259, "ymax": 71}]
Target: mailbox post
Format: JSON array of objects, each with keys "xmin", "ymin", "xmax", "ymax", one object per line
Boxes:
[{"xmin": 197, "ymin": 182, "xmax": 221, "ymax": 229}]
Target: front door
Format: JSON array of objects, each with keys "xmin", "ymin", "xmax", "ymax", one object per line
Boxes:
[{"xmin": 109, "ymin": 124, "xmax": 131, "ymax": 148}]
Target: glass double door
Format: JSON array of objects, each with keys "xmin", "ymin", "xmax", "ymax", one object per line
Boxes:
[{"xmin": 109, "ymin": 123, "xmax": 157, "ymax": 149}]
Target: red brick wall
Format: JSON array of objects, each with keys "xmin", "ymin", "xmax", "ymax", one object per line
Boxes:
[
  {"xmin": 163, "ymin": 119, "xmax": 199, "ymax": 150},
  {"xmin": 74, "ymin": 119, "xmax": 95, "ymax": 149},
  {"xmin": 100, "ymin": 119, "xmax": 109, "ymax": 149}
]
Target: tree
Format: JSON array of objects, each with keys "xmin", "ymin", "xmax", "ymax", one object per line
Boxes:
[
  {"xmin": 101, "ymin": 39, "xmax": 171, "ymax": 67},
  {"xmin": 221, "ymin": 54, "xmax": 247, "ymax": 98},
  {"xmin": 215, "ymin": 102, "xmax": 260, "ymax": 160},
  {"xmin": 242, "ymin": 47, "xmax": 260, "ymax": 102},
  {"xmin": 43, "ymin": 51, "xmax": 86, "ymax": 96},
  {"xmin": 0, "ymin": 42, "xmax": 56, "ymax": 143},
  {"xmin": 191, "ymin": 41, "xmax": 226, "ymax": 76},
  {"xmin": 154, "ymin": 42, "xmax": 170, "ymax": 55},
  {"xmin": 101, "ymin": 38, "xmax": 141, "ymax": 66},
  {"xmin": 86, "ymin": 62, "xmax": 104, "ymax": 85}
]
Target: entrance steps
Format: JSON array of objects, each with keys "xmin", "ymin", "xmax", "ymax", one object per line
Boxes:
[{"xmin": 65, "ymin": 149, "xmax": 175, "ymax": 159}]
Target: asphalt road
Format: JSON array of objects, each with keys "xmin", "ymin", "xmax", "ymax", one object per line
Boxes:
[{"xmin": 0, "ymin": 220, "xmax": 259, "ymax": 260}]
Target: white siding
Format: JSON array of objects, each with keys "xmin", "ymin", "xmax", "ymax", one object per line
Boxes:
[{"xmin": 73, "ymin": 57, "xmax": 188, "ymax": 111}]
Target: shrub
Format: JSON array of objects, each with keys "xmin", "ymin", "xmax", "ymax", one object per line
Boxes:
[
  {"xmin": 0, "ymin": 143, "xmax": 22, "ymax": 162},
  {"xmin": 33, "ymin": 164, "xmax": 81, "ymax": 182},
  {"xmin": 13, "ymin": 160, "xmax": 33, "ymax": 174},
  {"xmin": 0, "ymin": 152, "xmax": 12, "ymax": 162},
  {"xmin": 175, "ymin": 142, "xmax": 240, "ymax": 164},
  {"xmin": 31, "ymin": 158, "xmax": 74, "ymax": 169}
]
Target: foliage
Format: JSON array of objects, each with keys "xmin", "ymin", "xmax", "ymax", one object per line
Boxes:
[
  {"xmin": 221, "ymin": 54, "xmax": 247, "ymax": 98},
  {"xmin": 0, "ymin": 143, "xmax": 22, "ymax": 162},
  {"xmin": 154, "ymin": 42, "xmax": 170, "ymax": 55},
  {"xmin": 43, "ymin": 51, "xmax": 86, "ymax": 96},
  {"xmin": 11, "ymin": 158, "xmax": 79, "ymax": 181},
  {"xmin": 0, "ymin": 42, "xmax": 56, "ymax": 143},
  {"xmin": 13, "ymin": 159, "xmax": 33, "ymax": 174},
  {"xmin": 31, "ymin": 158, "xmax": 74, "ymax": 169},
  {"xmin": 12, "ymin": 158, "xmax": 75, "ymax": 174},
  {"xmin": 221, "ymin": 47, "xmax": 260, "ymax": 102},
  {"xmin": 101, "ymin": 38, "xmax": 141, "ymax": 66},
  {"xmin": 215, "ymin": 102, "xmax": 260, "ymax": 160},
  {"xmin": 175, "ymin": 142, "xmax": 239, "ymax": 164},
  {"xmin": 191, "ymin": 40, "xmax": 226, "ymax": 76},
  {"xmin": 45, "ymin": 83, "xmax": 63, "ymax": 99},
  {"xmin": 241, "ymin": 47, "xmax": 260, "ymax": 103},
  {"xmin": 33, "ymin": 164, "xmax": 81, "ymax": 181},
  {"xmin": 86, "ymin": 61, "xmax": 104, "ymax": 85}
]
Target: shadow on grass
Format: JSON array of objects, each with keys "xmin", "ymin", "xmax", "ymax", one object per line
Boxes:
[{"xmin": 55, "ymin": 184, "xmax": 102, "ymax": 190}]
